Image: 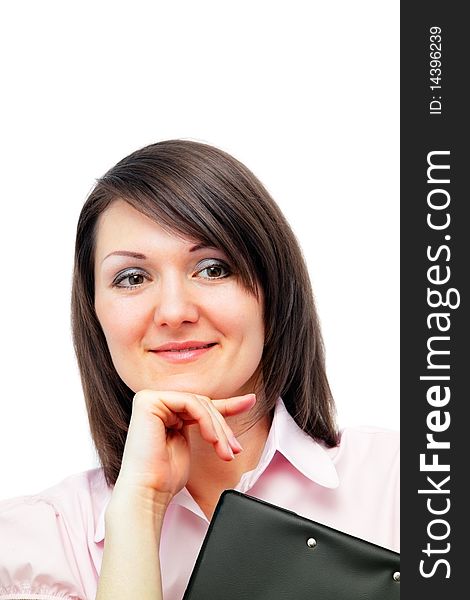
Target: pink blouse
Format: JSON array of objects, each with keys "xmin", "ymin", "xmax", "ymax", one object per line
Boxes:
[{"xmin": 0, "ymin": 398, "xmax": 399, "ymax": 600}]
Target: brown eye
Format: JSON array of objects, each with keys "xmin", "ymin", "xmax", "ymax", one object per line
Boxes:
[
  {"xmin": 113, "ymin": 270, "xmax": 148, "ymax": 288},
  {"xmin": 197, "ymin": 260, "xmax": 231, "ymax": 280}
]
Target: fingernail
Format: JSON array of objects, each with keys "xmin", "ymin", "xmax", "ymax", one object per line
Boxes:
[
  {"xmin": 228, "ymin": 445, "xmax": 235, "ymax": 459},
  {"xmin": 229, "ymin": 435, "xmax": 243, "ymax": 452}
]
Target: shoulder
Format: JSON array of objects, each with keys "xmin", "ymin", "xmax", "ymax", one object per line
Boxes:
[
  {"xmin": 1, "ymin": 466, "xmax": 108, "ymax": 507},
  {"xmin": 326, "ymin": 426, "xmax": 399, "ymax": 475},
  {"xmin": 0, "ymin": 467, "xmax": 109, "ymax": 600},
  {"xmin": 327, "ymin": 427, "xmax": 399, "ymax": 550},
  {"xmin": 0, "ymin": 466, "xmax": 110, "ymax": 544}
]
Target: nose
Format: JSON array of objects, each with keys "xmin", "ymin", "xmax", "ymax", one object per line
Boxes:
[{"xmin": 152, "ymin": 273, "xmax": 199, "ymax": 328}]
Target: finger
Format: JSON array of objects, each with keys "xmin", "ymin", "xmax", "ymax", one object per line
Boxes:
[
  {"xmin": 133, "ymin": 390, "xmax": 244, "ymax": 461},
  {"xmin": 181, "ymin": 396, "xmax": 243, "ymax": 457},
  {"xmin": 210, "ymin": 406, "xmax": 244, "ymax": 454},
  {"xmin": 212, "ymin": 393, "xmax": 257, "ymax": 417},
  {"xmin": 176, "ymin": 396, "xmax": 223, "ymax": 447},
  {"xmin": 193, "ymin": 395, "xmax": 237, "ymax": 461},
  {"xmin": 160, "ymin": 393, "xmax": 235, "ymax": 461},
  {"xmin": 196, "ymin": 395, "xmax": 244, "ymax": 454},
  {"xmin": 143, "ymin": 400, "xmax": 185, "ymax": 431},
  {"xmin": 138, "ymin": 391, "xmax": 221, "ymax": 446}
]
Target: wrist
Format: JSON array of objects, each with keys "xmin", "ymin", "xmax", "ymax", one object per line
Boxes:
[{"xmin": 106, "ymin": 480, "xmax": 172, "ymax": 525}]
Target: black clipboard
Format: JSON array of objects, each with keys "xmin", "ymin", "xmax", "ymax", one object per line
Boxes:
[{"xmin": 183, "ymin": 489, "xmax": 400, "ymax": 599}]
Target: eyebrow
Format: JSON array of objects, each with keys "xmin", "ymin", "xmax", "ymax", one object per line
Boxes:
[{"xmin": 102, "ymin": 244, "xmax": 214, "ymax": 264}]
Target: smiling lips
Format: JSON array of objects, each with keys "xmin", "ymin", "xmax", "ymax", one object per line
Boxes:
[{"xmin": 150, "ymin": 341, "xmax": 217, "ymax": 363}]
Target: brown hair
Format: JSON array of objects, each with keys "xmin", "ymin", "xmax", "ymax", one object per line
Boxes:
[{"xmin": 71, "ymin": 139, "xmax": 339, "ymax": 487}]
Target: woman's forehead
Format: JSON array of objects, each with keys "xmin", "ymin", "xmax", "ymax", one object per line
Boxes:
[
  {"xmin": 94, "ymin": 200, "xmax": 219, "ymax": 263},
  {"xmin": 97, "ymin": 200, "xmax": 191, "ymax": 240}
]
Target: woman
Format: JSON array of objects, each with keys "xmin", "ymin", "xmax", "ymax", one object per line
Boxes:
[{"xmin": 0, "ymin": 140, "xmax": 399, "ymax": 600}]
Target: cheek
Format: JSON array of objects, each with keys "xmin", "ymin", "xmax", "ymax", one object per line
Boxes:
[
  {"xmin": 217, "ymin": 292, "xmax": 264, "ymax": 351},
  {"xmin": 95, "ymin": 296, "xmax": 149, "ymax": 349},
  {"xmin": 206, "ymin": 288, "xmax": 262, "ymax": 336}
]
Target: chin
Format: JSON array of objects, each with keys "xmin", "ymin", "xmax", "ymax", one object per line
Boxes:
[{"xmin": 139, "ymin": 378, "xmax": 225, "ymax": 399}]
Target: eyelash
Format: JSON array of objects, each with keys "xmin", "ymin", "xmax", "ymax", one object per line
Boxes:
[{"xmin": 112, "ymin": 260, "xmax": 232, "ymax": 289}]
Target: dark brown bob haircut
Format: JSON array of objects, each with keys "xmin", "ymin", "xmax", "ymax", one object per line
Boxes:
[{"xmin": 71, "ymin": 139, "xmax": 339, "ymax": 487}]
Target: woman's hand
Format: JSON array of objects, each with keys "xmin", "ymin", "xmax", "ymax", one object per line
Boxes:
[{"xmin": 113, "ymin": 390, "xmax": 256, "ymax": 508}]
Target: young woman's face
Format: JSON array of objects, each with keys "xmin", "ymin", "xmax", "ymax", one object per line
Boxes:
[{"xmin": 94, "ymin": 200, "xmax": 264, "ymax": 400}]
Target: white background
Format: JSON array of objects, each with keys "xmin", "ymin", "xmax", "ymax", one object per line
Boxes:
[{"xmin": 0, "ymin": 1, "xmax": 399, "ymax": 499}]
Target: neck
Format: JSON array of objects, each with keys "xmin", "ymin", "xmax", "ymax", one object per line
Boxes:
[{"xmin": 185, "ymin": 410, "xmax": 272, "ymax": 519}]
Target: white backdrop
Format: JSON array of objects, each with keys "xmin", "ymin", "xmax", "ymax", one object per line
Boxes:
[{"xmin": 0, "ymin": 1, "xmax": 399, "ymax": 499}]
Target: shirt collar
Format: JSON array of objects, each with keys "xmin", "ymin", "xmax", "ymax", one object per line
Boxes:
[
  {"xmin": 94, "ymin": 397, "xmax": 339, "ymax": 541},
  {"xmin": 168, "ymin": 397, "xmax": 339, "ymax": 518},
  {"xmin": 236, "ymin": 396, "xmax": 339, "ymax": 491}
]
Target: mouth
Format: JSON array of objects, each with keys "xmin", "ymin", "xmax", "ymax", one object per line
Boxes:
[
  {"xmin": 152, "ymin": 341, "xmax": 218, "ymax": 352},
  {"xmin": 154, "ymin": 343, "xmax": 215, "ymax": 352},
  {"xmin": 149, "ymin": 342, "xmax": 218, "ymax": 363}
]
